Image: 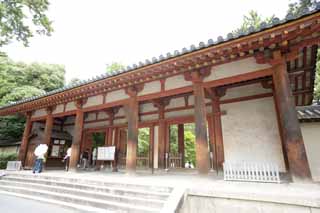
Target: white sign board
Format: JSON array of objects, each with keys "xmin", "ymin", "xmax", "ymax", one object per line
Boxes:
[{"xmin": 97, "ymin": 146, "xmax": 115, "ymax": 161}]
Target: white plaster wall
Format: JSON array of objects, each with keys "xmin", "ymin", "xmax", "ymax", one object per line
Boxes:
[
  {"xmin": 221, "ymin": 83, "xmax": 272, "ymax": 100},
  {"xmin": 140, "ymin": 103, "xmax": 157, "ymax": 113},
  {"xmin": 32, "ymin": 109, "xmax": 47, "ymax": 117},
  {"xmin": 53, "ymin": 104, "xmax": 64, "ymax": 114},
  {"xmin": 167, "ymin": 97, "xmax": 185, "ymax": 109},
  {"xmin": 85, "ymin": 113, "xmax": 96, "ymax": 121},
  {"xmin": 140, "ymin": 114, "xmax": 159, "ymax": 122},
  {"xmin": 139, "ymin": 81, "xmax": 161, "ymax": 96},
  {"xmin": 114, "ymin": 118, "xmax": 127, "ymax": 125},
  {"xmin": 166, "ymin": 109, "xmax": 194, "ymax": 119},
  {"xmin": 106, "ymin": 89, "xmax": 128, "ymax": 103},
  {"xmin": 205, "ymin": 57, "xmax": 271, "ymax": 82},
  {"xmin": 83, "ymin": 95, "xmax": 103, "ymax": 108},
  {"xmin": 97, "ymin": 112, "xmax": 108, "ymax": 120},
  {"xmin": 84, "ymin": 121, "xmax": 107, "ymax": 129},
  {"xmin": 301, "ymin": 122, "xmax": 320, "ymax": 181},
  {"xmin": 165, "ymin": 74, "xmax": 192, "ymax": 90},
  {"xmin": 221, "ymin": 97, "xmax": 286, "ymax": 172},
  {"xmin": 65, "ymin": 102, "xmax": 76, "ymax": 111}
]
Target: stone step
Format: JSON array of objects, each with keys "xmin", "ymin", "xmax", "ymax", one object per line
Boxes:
[
  {"xmin": 0, "ymin": 185, "xmax": 160, "ymax": 213},
  {"xmin": 1, "ymin": 176, "xmax": 170, "ymax": 200},
  {"xmin": 6, "ymin": 173, "xmax": 172, "ymax": 193},
  {"xmin": 0, "ymin": 180, "xmax": 164, "ymax": 208},
  {"xmin": 0, "ymin": 190, "xmax": 112, "ymax": 213}
]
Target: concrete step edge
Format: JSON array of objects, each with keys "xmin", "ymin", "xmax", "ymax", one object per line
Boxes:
[
  {"xmin": 1, "ymin": 176, "xmax": 171, "ymax": 197},
  {"xmin": 6, "ymin": 173, "xmax": 173, "ymax": 192},
  {"xmin": 0, "ymin": 185, "xmax": 161, "ymax": 212},
  {"xmin": 0, "ymin": 190, "xmax": 110, "ymax": 213},
  {"xmin": 0, "ymin": 179, "xmax": 166, "ymax": 204}
]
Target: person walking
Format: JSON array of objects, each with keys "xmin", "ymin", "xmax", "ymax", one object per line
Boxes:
[{"xmin": 33, "ymin": 144, "xmax": 48, "ymax": 174}]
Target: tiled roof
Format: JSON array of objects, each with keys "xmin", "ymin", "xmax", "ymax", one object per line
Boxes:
[
  {"xmin": 297, "ymin": 104, "xmax": 320, "ymax": 122},
  {"xmin": 1, "ymin": 3, "xmax": 320, "ymax": 111}
]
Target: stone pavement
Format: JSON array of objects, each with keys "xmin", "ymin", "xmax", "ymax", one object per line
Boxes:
[
  {"xmin": 2, "ymin": 169, "xmax": 320, "ymax": 208},
  {"xmin": 0, "ymin": 193, "xmax": 75, "ymax": 213}
]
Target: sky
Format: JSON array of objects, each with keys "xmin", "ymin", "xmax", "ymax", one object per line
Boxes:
[{"xmin": 4, "ymin": 0, "xmax": 292, "ymax": 83}]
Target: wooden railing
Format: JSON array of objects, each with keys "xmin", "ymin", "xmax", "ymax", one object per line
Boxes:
[
  {"xmin": 169, "ymin": 153, "xmax": 183, "ymax": 168},
  {"xmin": 137, "ymin": 154, "xmax": 149, "ymax": 168},
  {"xmin": 117, "ymin": 153, "xmax": 150, "ymax": 169}
]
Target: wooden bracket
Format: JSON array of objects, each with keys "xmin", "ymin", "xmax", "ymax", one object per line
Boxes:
[
  {"xmin": 46, "ymin": 106, "xmax": 56, "ymax": 114},
  {"xmin": 151, "ymin": 97, "xmax": 171, "ymax": 109},
  {"xmin": 125, "ymin": 84, "xmax": 144, "ymax": 97},
  {"xmin": 184, "ymin": 67, "xmax": 211, "ymax": 83},
  {"xmin": 255, "ymin": 50, "xmax": 299, "ymax": 66},
  {"xmin": 205, "ymin": 87, "xmax": 226, "ymax": 100},
  {"xmin": 75, "ymin": 98, "xmax": 88, "ymax": 109}
]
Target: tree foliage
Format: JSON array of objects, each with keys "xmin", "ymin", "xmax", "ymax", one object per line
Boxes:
[
  {"xmin": 232, "ymin": 10, "xmax": 275, "ymax": 36},
  {"xmin": 287, "ymin": 0, "xmax": 319, "ymax": 16},
  {"xmin": 0, "ymin": 55, "xmax": 65, "ymax": 106},
  {"xmin": 0, "ymin": 55, "xmax": 65, "ymax": 140},
  {"xmin": 234, "ymin": 0, "xmax": 320, "ymax": 102},
  {"xmin": 0, "ymin": 0, "xmax": 53, "ymax": 47},
  {"xmin": 106, "ymin": 62, "xmax": 125, "ymax": 73}
]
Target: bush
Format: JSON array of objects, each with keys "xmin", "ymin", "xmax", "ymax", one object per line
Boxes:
[{"xmin": 0, "ymin": 153, "xmax": 18, "ymax": 169}]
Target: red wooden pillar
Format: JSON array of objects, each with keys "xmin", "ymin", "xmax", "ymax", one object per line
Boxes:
[
  {"xmin": 273, "ymin": 59, "xmax": 311, "ymax": 181},
  {"xmin": 207, "ymin": 115, "xmax": 216, "ymax": 170},
  {"xmin": 124, "ymin": 85, "xmax": 143, "ymax": 174},
  {"xmin": 177, "ymin": 124, "xmax": 185, "ymax": 168},
  {"xmin": 185, "ymin": 69, "xmax": 211, "ymax": 174},
  {"xmin": 149, "ymin": 126, "xmax": 155, "ymax": 169},
  {"xmin": 211, "ymin": 89, "xmax": 224, "ymax": 171},
  {"xmin": 113, "ymin": 128, "xmax": 119, "ymax": 171},
  {"xmin": 152, "ymin": 98, "xmax": 169, "ymax": 169},
  {"xmin": 18, "ymin": 112, "xmax": 33, "ymax": 166},
  {"xmin": 69, "ymin": 99, "xmax": 86, "ymax": 170},
  {"xmin": 44, "ymin": 107, "xmax": 54, "ymax": 146}
]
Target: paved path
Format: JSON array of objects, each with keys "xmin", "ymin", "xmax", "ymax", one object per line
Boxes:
[{"xmin": 0, "ymin": 193, "xmax": 76, "ymax": 213}]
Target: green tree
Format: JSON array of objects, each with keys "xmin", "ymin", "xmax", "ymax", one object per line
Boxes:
[
  {"xmin": 106, "ymin": 62, "xmax": 125, "ymax": 73},
  {"xmin": 0, "ymin": 55, "xmax": 65, "ymax": 140},
  {"xmin": 232, "ymin": 10, "xmax": 274, "ymax": 36},
  {"xmin": 0, "ymin": 0, "xmax": 53, "ymax": 47},
  {"xmin": 287, "ymin": 0, "xmax": 318, "ymax": 16},
  {"xmin": 138, "ymin": 128, "xmax": 150, "ymax": 156},
  {"xmin": 68, "ymin": 78, "xmax": 82, "ymax": 86}
]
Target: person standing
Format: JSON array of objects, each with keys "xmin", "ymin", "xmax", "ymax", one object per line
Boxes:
[
  {"xmin": 81, "ymin": 148, "xmax": 89, "ymax": 169},
  {"xmin": 63, "ymin": 147, "xmax": 72, "ymax": 171},
  {"xmin": 92, "ymin": 147, "xmax": 97, "ymax": 167}
]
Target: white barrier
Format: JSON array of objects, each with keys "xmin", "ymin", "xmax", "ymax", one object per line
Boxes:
[
  {"xmin": 223, "ymin": 162, "xmax": 280, "ymax": 183},
  {"xmin": 6, "ymin": 161, "xmax": 22, "ymax": 171}
]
